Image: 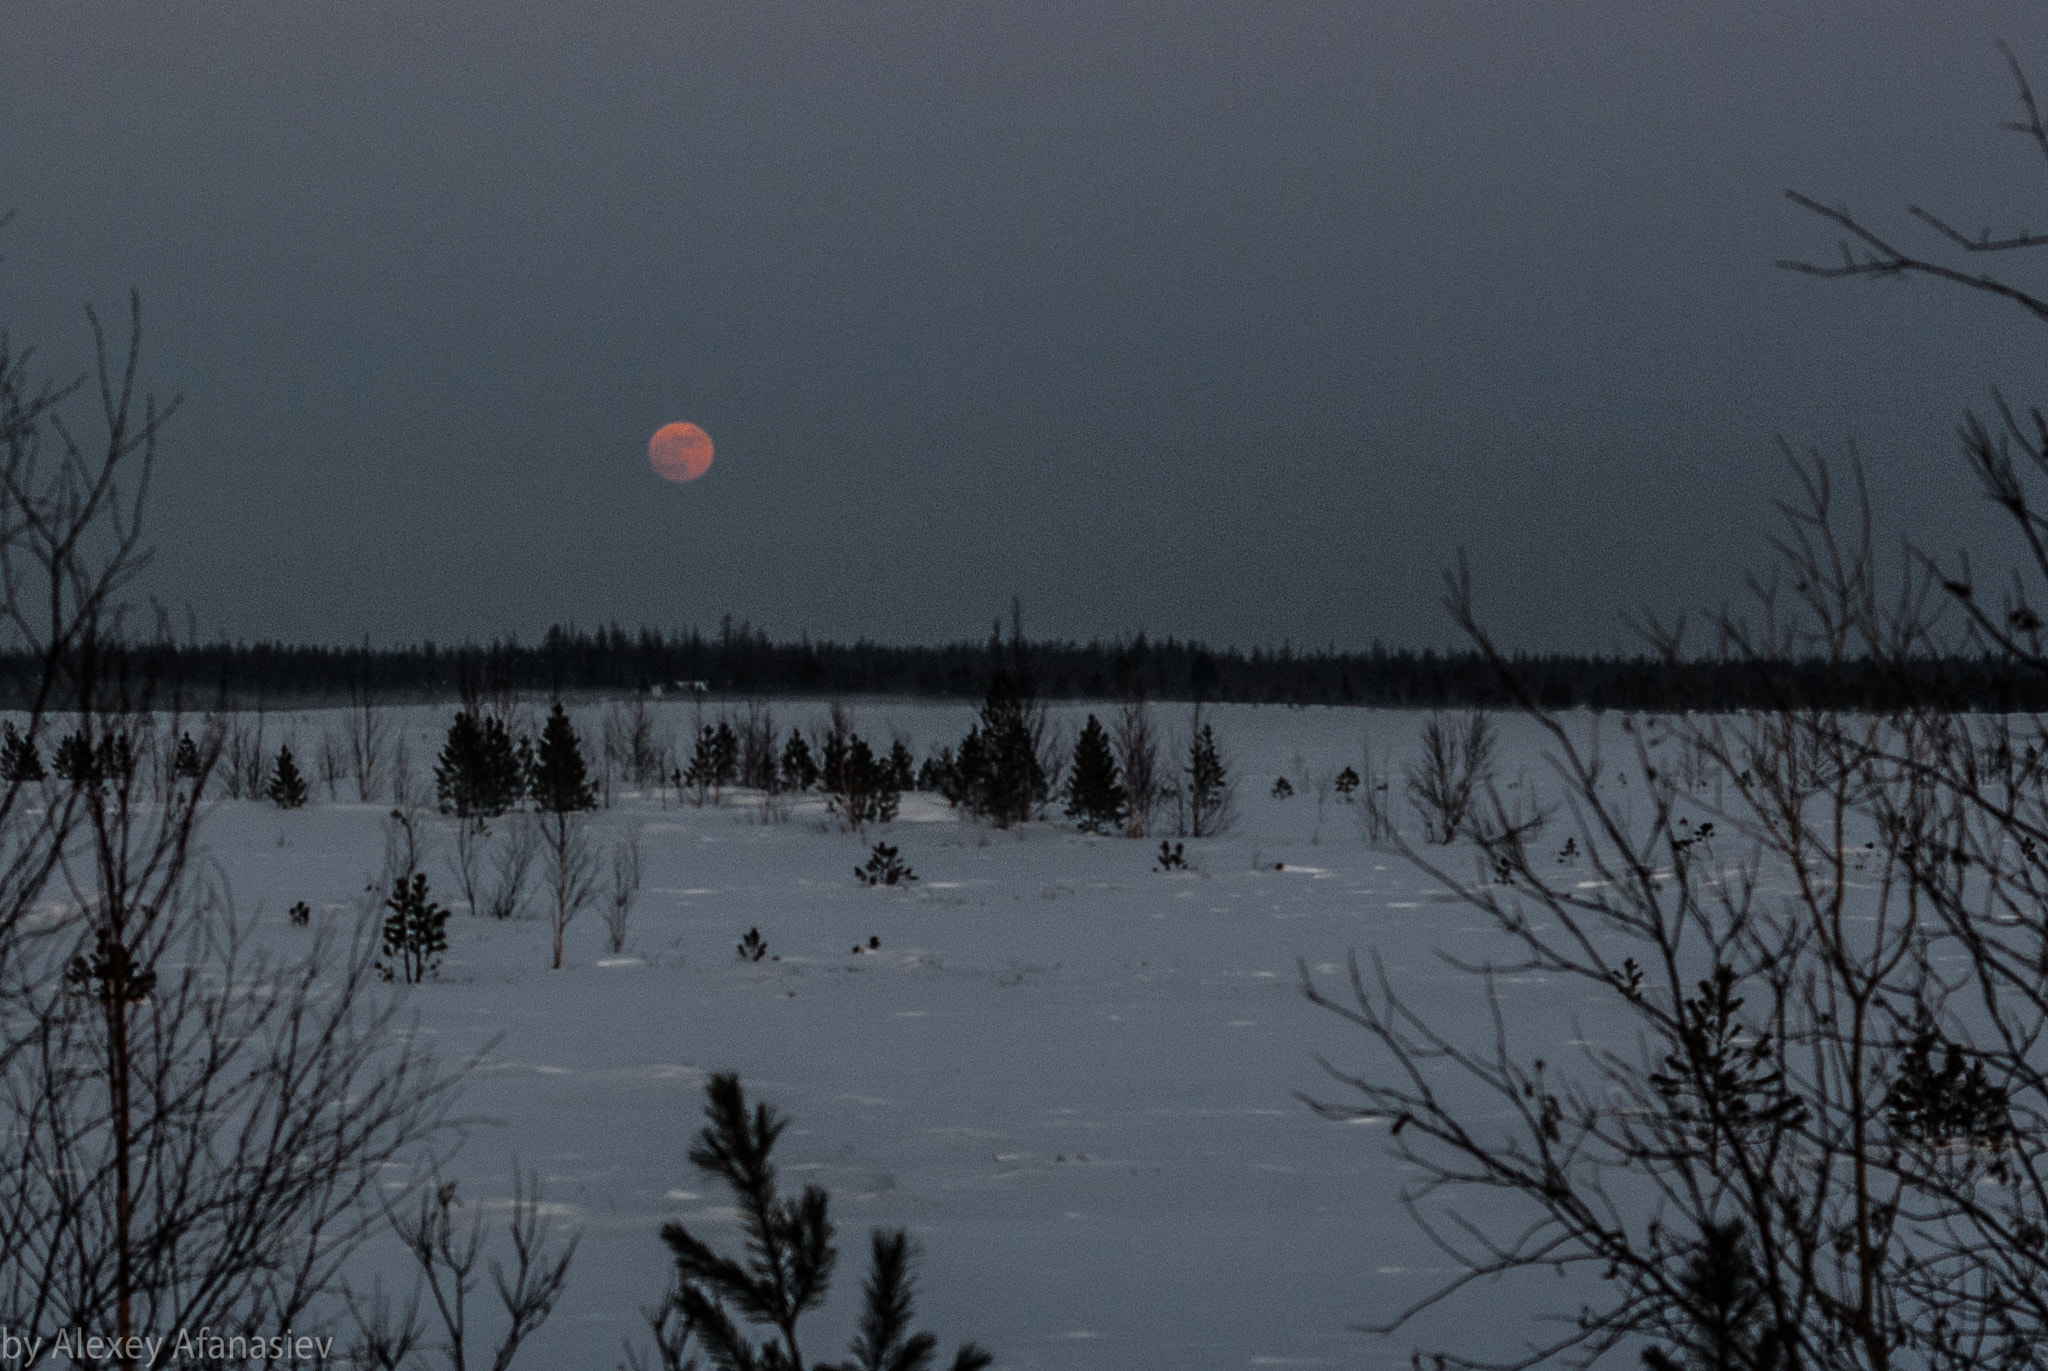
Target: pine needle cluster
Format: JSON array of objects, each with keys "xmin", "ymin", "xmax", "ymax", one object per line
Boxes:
[{"xmin": 658, "ymin": 1075, "xmax": 991, "ymax": 1371}]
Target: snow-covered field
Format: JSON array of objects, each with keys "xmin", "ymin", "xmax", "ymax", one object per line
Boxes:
[{"xmin": 197, "ymin": 701, "xmax": 1622, "ymax": 1370}]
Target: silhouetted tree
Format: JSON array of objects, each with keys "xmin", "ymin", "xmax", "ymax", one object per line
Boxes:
[
  {"xmin": 655, "ymin": 1075, "xmax": 991, "ymax": 1371},
  {"xmin": 435, "ymin": 711, "xmax": 523, "ymax": 821},
  {"xmin": 266, "ymin": 743, "xmax": 310, "ymax": 809},
  {"xmin": 1063, "ymin": 714, "xmax": 1126, "ymax": 834}
]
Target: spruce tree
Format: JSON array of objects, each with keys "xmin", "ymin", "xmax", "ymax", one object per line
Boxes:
[
  {"xmin": 781, "ymin": 730, "xmax": 819, "ymax": 792},
  {"xmin": 1185, "ymin": 722, "xmax": 1230, "ymax": 837},
  {"xmin": 947, "ymin": 669, "xmax": 1048, "ymax": 828},
  {"xmin": 887, "ymin": 740, "xmax": 916, "ymax": 794},
  {"xmin": 1063, "ymin": 714, "xmax": 1127, "ymax": 834},
  {"xmin": 818, "ymin": 720, "xmax": 849, "ymax": 799},
  {"xmin": 531, "ymin": 703, "xmax": 597, "ymax": 813},
  {"xmin": 52, "ymin": 732, "xmax": 97, "ymax": 789},
  {"xmin": 0, "ymin": 722, "xmax": 44, "ymax": 784},
  {"xmin": 266, "ymin": 744, "xmax": 310, "ymax": 809},
  {"xmin": 830, "ymin": 734, "xmax": 900, "ymax": 829},
  {"xmin": 711, "ymin": 720, "xmax": 739, "ymax": 793},
  {"xmin": 435, "ymin": 711, "xmax": 523, "ymax": 820}
]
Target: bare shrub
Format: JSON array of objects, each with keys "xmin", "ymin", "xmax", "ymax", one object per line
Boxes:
[
  {"xmin": 447, "ymin": 815, "xmax": 486, "ymax": 917},
  {"xmin": 222, "ymin": 709, "xmax": 267, "ymax": 800},
  {"xmin": 381, "ymin": 802, "xmax": 433, "ymax": 895},
  {"xmin": 345, "ymin": 685, "xmax": 389, "ymax": 803},
  {"xmin": 541, "ymin": 811, "xmax": 597, "ymax": 969},
  {"xmin": 1113, "ymin": 697, "xmax": 1164, "ymax": 839},
  {"xmin": 1402, "ymin": 709, "xmax": 1495, "ymax": 844},
  {"xmin": 0, "ymin": 295, "xmax": 460, "ymax": 1349},
  {"xmin": 346, "ymin": 1166, "xmax": 577, "ymax": 1371},
  {"xmin": 1356, "ymin": 732, "xmax": 1399, "ymax": 843},
  {"xmin": 735, "ymin": 703, "xmax": 778, "ymax": 791},
  {"xmin": 1307, "ymin": 759, "xmax": 1335, "ymax": 845},
  {"xmin": 316, "ymin": 725, "xmax": 346, "ymax": 801},
  {"xmin": 389, "ymin": 730, "xmax": 416, "ymax": 811},
  {"xmin": 484, "ymin": 813, "xmax": 538, "ymax": 922},
  {"xmin": 604, "ymin": 826, "xmax": 643, "ymax": 954},
  {"xmin": 603, "ymin": 695, "xmax": 668, "ymax": 797}
]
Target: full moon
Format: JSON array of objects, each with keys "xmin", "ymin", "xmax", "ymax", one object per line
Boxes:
[{"xmin": 649, "ymin": 422, "xmax": 714, "ymax": 482}]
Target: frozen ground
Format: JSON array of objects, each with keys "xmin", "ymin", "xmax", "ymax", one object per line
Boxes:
[{"xmin": 193, "ymin": 701, "xmax": 1636, "ymax": 1370}]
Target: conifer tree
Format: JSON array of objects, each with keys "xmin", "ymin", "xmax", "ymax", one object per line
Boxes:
[
  {"xmin": 0, "ymin": 722, "xmax": 44, "ymax": 784},
  {"xmin": 1334, "ymin": 765, "xmax": 1360, "ymax": 801},
  {"xmin": 266, "ymin": 743, "xmax": 310, "ymax": 809},
  {"xmin": 531, "ymin": 703, "xmax": 597, "ymax": 814},
  {"xmin": 711, "ymin": 720, "xmax": 739, "ymax": 794},
  {"xmin": 818, "ymin": 719, "xmax": 849, "ymax": 799},
  {"xmin": 172, "ymin": 732, "xmax": 203, "ymax": 782},
  {"xmin": 976, "ymin": 669, "xmax": 1049, "ymax": 827},
  {"xmin": 781, "ymin": 730, "xmax": 819, "ymax": 792},
  {"xmin": 379, "ymin": 871, "xmax": 450, "ymax": 984},
  {"xmin": 684, "ymin": 725, "xmax": 720, "ymax": 805},
  {"xmin": 1639, "ymin": 1222, "xmax": 1783, "ymax": 1371},
  {"xmin": 843, "ymin": 735, "xmax": 901, "ymax": 828},
  {"xmin": 435, "ymin": 711, "xmax": 523, "ymax": 820},
  {"xmin": 1063, "ymin": 714, "xmax": 1127, "ymax": 834},
  {"xmin": 887, "ymin": 740, "xmax": 916, "ymax": 794},
  {"xmin": 658, "ymin": 1075, "xmax": 992, "ymax": 1371},
  {"xmin": 52, "ymin": 731, "xmax": 98, "ymax": 789},
  {"xmin": 943, "ymin": 666, "xmax": 1049, "ymax": 828},
  {"xmin": 1185, "ymin": 719, "xmax": 1232, "ymax": 837}
]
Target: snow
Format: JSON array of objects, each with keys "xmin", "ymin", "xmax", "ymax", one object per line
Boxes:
[{"xmin": 188, "ymin": 701, "xmax": 1619, "ymax": 1369}]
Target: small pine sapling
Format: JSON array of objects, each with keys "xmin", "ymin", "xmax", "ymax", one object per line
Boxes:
[
  {"xmin": 658, "ymin": 1074, "xmax": 992, "ymax": 1371},
  {"xmin": 1156, "ymin": 840, "xmax": 1188, "ymax": 871},
  {"xmin": 856, "ymin": 842, "xmax": 916, "ymax": 887},
  {"xmin": 1334, "ymin": 765, "xmax": 1359, "ymax": 801},
  {"xmin": 346, "ymin": 1167, "xmax": 579, "ymax": 1371},
  {"xmin": 267, "ymin": 743, "xmax": 311, "ymax": 809},
  {"xmin": 172, "ymin": 732, "xmax": 204, "ymax": 782},
  {"xmin": 684, "ymin": 726, "xmax": 720, "ymax": 806},
  {"xmin": 0, "ymin": 722, "xmax": 43, "ymax": 784},
  {"xmin": 1270, "ymin": 776, "xmax": 1293, "ymax": 799},
  {"xmin": 288, "ymin": 900, "xmax": 312, "ymax": 927},
  {"xmin": 1638, "ymin": 1221, "xmax": 1780, "ymax": 1371},
  {"xmin": 380, "ymin": 872, "xmax": 451, "ymax": 984},
  {"xmin": 736, "ymin": 927, "xmax": 769, "ymax": 962},
  {"xmin": 1885, "ymin": 1015, "xmax": 2014, "ymax": 1154}
]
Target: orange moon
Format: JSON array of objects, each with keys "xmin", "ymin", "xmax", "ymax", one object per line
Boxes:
[{"xmin": 649, "ymin": 422, "xmax": 714, "ymax": 482}]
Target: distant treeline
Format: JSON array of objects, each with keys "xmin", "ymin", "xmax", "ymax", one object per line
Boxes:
[{"xmin": 11, "ymin": 619, "xmax": 2048, "ymax": 713}]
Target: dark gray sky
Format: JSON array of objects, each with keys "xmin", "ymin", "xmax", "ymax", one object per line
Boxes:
[{"xmin": 4, "ymin": 0, "xmax": 2045, "ymax": 652}]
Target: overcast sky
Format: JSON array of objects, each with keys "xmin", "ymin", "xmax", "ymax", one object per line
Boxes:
[{"xmin": 4, "ymin": 0, "xmax": 2047, "ymax": 652}]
